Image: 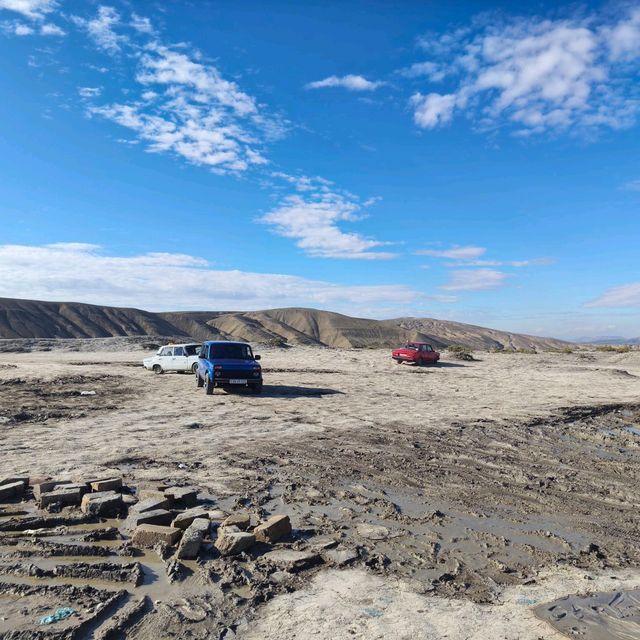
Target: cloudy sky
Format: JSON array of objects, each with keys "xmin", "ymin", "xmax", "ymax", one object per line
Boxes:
[{"xmin": 0, "ymin": 0, "xmax": 639, "ymax": 338}]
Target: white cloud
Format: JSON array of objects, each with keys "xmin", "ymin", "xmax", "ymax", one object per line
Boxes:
[
  {"xmin": 603, "ymin": 8, "xmax": 640, "ymax": 61},
  {"xmin": 306, "ymin": 74, "xmax": 383, "ymax": 91},
  {"xmin": 623, "ymin": 178, "xmax": 640, "ymax": 191},
  {"xmin": 410, "ymin": 8, "xmax": 640, "ymax": 135},
  {"xmin": 586, "ymin": 282, "xmax": 640, "ymax": 308},
  {"xmin": 398, "ymin": 61, "xmax": 446, "ymax": 81},
  {"xmin": 13, "ymin": 22, "xmax": 32, "ymax": 34},
  {"xmin": 0, "ymin": 243, "xmax": 423, "ymax": 314},
  {"xmin": 78, "ymin": 86, "xmax": 102, "ymax": 98},
  {"xmin": 90, "ymin": 43, "xmax": 280, "ymax": 174},
  {"xmin": 40, "ymin": 21, "xmax": 63, "ymax": 35},
  {"xmin": 417, "ymin": 245, "xmax": 486, "ymax": 259},
  {"xmin": 71, "ymin": 6, "xmax": 124, "ymax": 54},
  {"xmin": 439, "ymin": 269, "xmax": 508, "ymax": 291},
  {"xmin": 411, "ymin": 92, "xmax": 457, "ymax": 128},
  {"xmin": 0, "ymin": 0, "xmax": 56, "ymax": 20},
  {"xmin": 130, "ymin": 13, "xmax": 153, "ymax": 34},
  {"xmin": 261, "ymin": 179, "xmax": 395, "ymax": 260}
]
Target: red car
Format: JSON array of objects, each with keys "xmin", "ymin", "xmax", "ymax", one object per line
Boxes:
[{"xmin": 392, "ymin": 342, "xmax": 440, "ymax": 365}]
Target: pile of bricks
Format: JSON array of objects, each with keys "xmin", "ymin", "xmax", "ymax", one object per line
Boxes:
[{"xmin": 0, "ymin": 474, "xmax": 293, "ymax": 563}]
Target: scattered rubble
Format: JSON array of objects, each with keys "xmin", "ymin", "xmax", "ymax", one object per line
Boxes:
[{"xmin": 0, "ymin": 470, "xmax": 396, "ymax": 636}]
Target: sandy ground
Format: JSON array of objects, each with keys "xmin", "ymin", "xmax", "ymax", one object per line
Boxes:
[{"xmin": 1, "ymin": 345, "xmax": 640, "ymax": 638}]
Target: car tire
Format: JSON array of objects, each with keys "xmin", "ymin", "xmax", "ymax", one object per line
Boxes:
[
  {"xmin": 191, "ymin": 363, "xmax": 198, "ymax": 374},
  {"xmin": 196, "ymin": 372, "xmax": 204, "ymax": 388},
  {"xmin": 395, "ymin": 359, "xmax": 402, "ymax": 365},
  {"xmin": 153, "ymin": 364, "xmax": 163, "ymax": 375},
  {"xmin": 205, "ymin": 373, "xmax": 214, "ymax": 395}
]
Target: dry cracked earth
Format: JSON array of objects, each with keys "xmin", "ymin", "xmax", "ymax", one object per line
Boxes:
[{"xmin": 1, "ymin": 342, "xmax": 640, "ymax": 639}]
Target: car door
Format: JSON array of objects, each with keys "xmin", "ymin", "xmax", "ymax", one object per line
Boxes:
[
  {"xmin": 172, "ymin": 346, "xmax": 188, "ymax": 371},
  {"xmin": 424, "ymin": 345, "xmax": 436, "ymax": 363},
  {"xmin": 158, "ymin": 346, "xmax": 174, "ymax": 370}
]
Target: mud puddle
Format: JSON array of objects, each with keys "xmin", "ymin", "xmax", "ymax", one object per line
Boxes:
[{"xmin": 536, "ymin": 588, "xmax": 640, "ymax": 639}]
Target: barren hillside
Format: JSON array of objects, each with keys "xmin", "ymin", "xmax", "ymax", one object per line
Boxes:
[{"xmin": 0, "ymin": 298, "xmax": 569, "ymax": 350}]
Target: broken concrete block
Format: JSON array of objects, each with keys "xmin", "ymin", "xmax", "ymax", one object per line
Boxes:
[
  {"xmin": 39, "ymin": 487, "xmax": 83, "ymax": 508},
  {"xmin": 0, "ymin": 476, "xmax": 29, "ymax": 489},
  {"xmin": 131, "ymin": 497, "xmax": 170, "ymax": 513},
  {"xmin": 33, "ymin": 480, "xmax": 72, "ymax": 499},
  {"xmin": 132, "ymin": 524, "xmax": 181, "ymax": 548},
  {"xmin": 81, "ymin": 491, "xmax": 123, "ymax": 516},
  {"xmin": 260, "ymin": 549, "xmax": 321, "ymax": 571},
  {"xmin": 128, "ymin": 509, "xmax": 173, "ymax": 528},
  {"xmin": 253, "ymin": 515, "xmax": 292, "ymax": 543},
  {"xmin": 215, "ymin": 530, "xmax": 255, "ymax": 556},
  {"xmin": 172, "ymin": 507, "xmax": 210, "ymax": 530},
  {"xmin": 90, "ymin": 478, "xmax": 122, "ymax": 493},
  {"xmin": 54, "ymin": 482, "xmax": 89, "ymax": 495},
  {"xmin": 222, "ymin": 513, "xmax": 251, "ymax": 531},
  {"xmin": 138, "ymin": 489, "xmax": 172, "ymax": 505},
  {"xmin": 176, "ymin": 518, "xmax": 209, "ymax": 560},
  {"xmin": 0, "ymin": 481, "xmax": 26, "ymax": 502},
  {"xmin": 165, "ymin": 486, "xmax": 198, "ymax": 508}
]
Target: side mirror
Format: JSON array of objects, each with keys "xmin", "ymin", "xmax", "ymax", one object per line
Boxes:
[
  {"xmin": 254, "ymin": 354, "xmax": 261, "ymax": 361},
  {"xmin": 199, "ymin": 352, "xmax": 206, "ymax": 359}
]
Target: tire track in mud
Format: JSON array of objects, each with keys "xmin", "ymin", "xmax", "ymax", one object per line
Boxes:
[{"xmin": 214, "ymin": 403, "xmax": 640, "ymax": 603}]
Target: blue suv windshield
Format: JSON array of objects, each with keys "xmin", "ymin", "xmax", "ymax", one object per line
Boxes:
[{"xmin": 209, "ymin": 344, "xmax": 253, "ymax": 359}]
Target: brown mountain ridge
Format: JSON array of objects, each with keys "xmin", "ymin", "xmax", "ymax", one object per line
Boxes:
[{"xmin": 0, "ymin": 297, "xmax": 569, "ymax": 350}]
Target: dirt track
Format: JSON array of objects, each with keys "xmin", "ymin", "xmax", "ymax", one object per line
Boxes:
[{"xmin": 1, "ymin": 345, "xmax": 640, "ymax": 638}]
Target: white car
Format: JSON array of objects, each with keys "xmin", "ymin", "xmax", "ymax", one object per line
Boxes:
[{"xmin": 143, "ymin": 343, "xmax": 201, "ymax": 374}]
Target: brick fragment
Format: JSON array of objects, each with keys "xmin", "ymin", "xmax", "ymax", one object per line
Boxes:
[
  {"xmin": 215, "ymin": 530, "xmax": 255, "ymax": 556},
  {"xmin": 81, "ymin": 491, "xmax": 123, "ymax": 516},
  {"xmin": 176, "ymin": 518, "xmax": 209, "ymax": 559},
  {"xmin": 132, "ymin": 524, "xmax": 181, "ymax": 548},
  {"xmin": 222, "ymin": 513, "xmax": 251, "ymax": 530},
  {"xmin": 90, "ymin": 478, "xmax": 122, "ymax": 492},
  {"xmin": 131, "ymin": 497, "xmax": 170, "ymax": 513},
  {"xmin": 172, "ymin": 508, "xmax": 210, "ymax": 530},
  {"xmin": 0, "ymin": 481, "xmax": 26, "ymax": 502},
  {"xmin": 128, "ymin": 509, "xmax": 173, "ymax": 527},
  {"xmin": 33, "ymin": 480, "xmax": 72, "ymax": 499},
  {"xmin": 39, "ymin": 487, "xmax": 83, "ymax": 508},
  {"xmin": 165, "ymin": 486, "xmax": 198, "ymax": 508},
  {"xmin": 253, "ymin": 515, "xmax": 292, "ymax": 543}
]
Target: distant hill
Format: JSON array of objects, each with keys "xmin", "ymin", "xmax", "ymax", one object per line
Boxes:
[
  {"xmin": 0, "ymin": 297, "xmax": 570, "ymax": 350},
  {"xmin": 573, "ymin": 336, "xmax": 640, "ymax": 345}
]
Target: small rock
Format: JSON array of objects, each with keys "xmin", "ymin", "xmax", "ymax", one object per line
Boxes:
[
  {"xmin": 39, "ymin": 487, "xmax": 83, "ymax": 508},
  {"xmin": 0, "ymin": 481, "xmax": 26, "ymax": 502}
]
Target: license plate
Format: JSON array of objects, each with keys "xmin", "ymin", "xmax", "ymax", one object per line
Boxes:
[{"xmin": 229, "ymin": 379, "xmax": 247, "ymax": 384}]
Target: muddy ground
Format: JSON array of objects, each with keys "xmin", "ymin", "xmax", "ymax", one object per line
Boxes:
[{"xmin": 1, "ymin": 344, "xmax": 640, "ymax": 638}]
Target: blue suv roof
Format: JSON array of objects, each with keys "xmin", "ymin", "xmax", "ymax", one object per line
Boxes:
[{"xmin": 202, "ymin": 340, "xmax": 250, "ymax": 345}]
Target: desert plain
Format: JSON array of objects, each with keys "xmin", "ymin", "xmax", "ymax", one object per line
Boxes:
[{"xmin": 1, "ymin": 341, "xmax": 640, "ymax": 639}]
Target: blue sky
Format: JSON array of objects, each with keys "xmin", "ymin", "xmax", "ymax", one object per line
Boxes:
[{"xmin": 0, "ymin": 0, "xmax": 639, "ymax": 339}]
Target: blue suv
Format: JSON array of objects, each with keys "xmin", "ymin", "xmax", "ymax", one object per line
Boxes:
[{"xmin": 196, "ymin": 341, "xmax": 263, "ymax": 395}]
